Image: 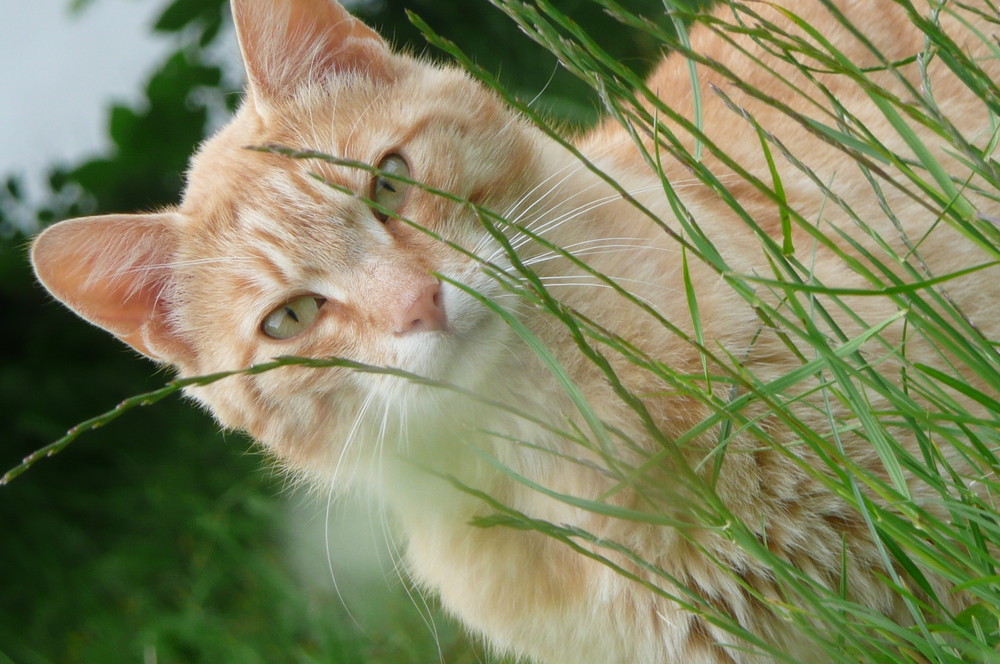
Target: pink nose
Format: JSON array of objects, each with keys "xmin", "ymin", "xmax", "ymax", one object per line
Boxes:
[{"xmin": 393, "ymin": 280, "xmax": 447, "ymax": 334}]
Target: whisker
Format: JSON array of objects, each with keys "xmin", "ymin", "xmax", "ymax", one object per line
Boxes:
[
  {"xmin": 525, "ymin": 236, "xmax": 661, "ymax": 260},
  {"xmin": 534, "ymin": 280, "xmax": 665, "ymax": 309},
  {"xmin": 524, "ymin": 243, "xmax": 673, "ymax": 267},
  {"xmin": 510, "ymin": 185, "xmax": 666, "ymax": 251},
  {"xmin": 323, "ymin": 390, "xmax": 377, "ymax": 633},
  {"xmin": 500, "ymin": 142, "xmax": 618, "ymax": 222},
  {"xmin": 370, "ymin": 389, "xmax": 446, "ymax": 664},
  {"xmin": 488, "ymin": 183, "xmax": 663, "ymax": 264},
  {"xmin": 540, "ymin": 273, "xmax": 678, "ymax": 293}
]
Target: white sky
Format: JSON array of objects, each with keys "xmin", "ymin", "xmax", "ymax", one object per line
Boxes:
[
  {"xmin": 0, "ymin": 1, "xmax": 384, "ymax": 182},
  {"xmin": 0, "ymin": 0, "xmax": 239, "ymax": 228},
  {"xmin": 1, "ymin": 1, "xmax": 169, "ymax": 180}
]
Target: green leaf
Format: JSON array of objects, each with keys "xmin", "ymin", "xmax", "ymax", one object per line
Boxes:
[
  {"xmin": 154, "ymin": 0, "xmax": 211, "ymax": 33},
  {"xmin": 109, "ymin": 105, "xmax": 139, "ymax": 150}
]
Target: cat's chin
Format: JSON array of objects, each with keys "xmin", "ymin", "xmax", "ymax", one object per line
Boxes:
[{"xmin": 344, "ymin": 287, "xmax": 514, "ymax": 483}]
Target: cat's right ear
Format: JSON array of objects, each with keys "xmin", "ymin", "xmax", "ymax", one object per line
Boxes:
[
  {"xmin": 231, "ymin": 0, "xmax": 390, "ymax": 108},
  {"xmin": 30, "ymin": 213, "xmax": 194, "ymax": 364}
]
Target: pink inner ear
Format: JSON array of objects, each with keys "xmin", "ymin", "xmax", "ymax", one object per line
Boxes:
[
  {"xmin": 31, "ymin": 213, "xmax": 191, "ymax": 362},
  {"xmin": 232, "ymin": 0, "xmax": 390, "ymax": 103}
]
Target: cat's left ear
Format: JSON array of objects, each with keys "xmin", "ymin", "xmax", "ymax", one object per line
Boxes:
[
  {"xmin": 231, "ymin": 0, "xmax": 390, "ymax": 106},
  {"xmin": 30, "ymin": 213, "xmax": 194, "ymax": 364}
]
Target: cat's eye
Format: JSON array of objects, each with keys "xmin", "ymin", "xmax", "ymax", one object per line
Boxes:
[
  {"xmin": 372, "ymin": 154, "xmax": 410, "ymax": 221},
  {"xmin": 262, "ymin": 295, "xmax": 325, "ymax": 340}
]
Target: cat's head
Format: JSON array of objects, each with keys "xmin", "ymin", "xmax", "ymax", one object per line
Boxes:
[{"xmin": 30, "ymin": 0, "xmax": 564, "ymax": 479}]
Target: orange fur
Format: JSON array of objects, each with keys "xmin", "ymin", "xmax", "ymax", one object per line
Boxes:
[{"xmin": 30, "ymin": 1, "xmax": 999, "ymax": 662}]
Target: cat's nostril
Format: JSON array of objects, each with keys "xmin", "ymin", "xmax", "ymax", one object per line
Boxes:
[{"xmin": 394, "ymin": 280, "xmax": 447, "ymax": 335}]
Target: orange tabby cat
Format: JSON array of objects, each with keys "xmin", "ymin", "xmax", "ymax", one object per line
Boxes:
[{"xmin": 30, "ymin": 0, "xmax": 999, "ymax": 662}]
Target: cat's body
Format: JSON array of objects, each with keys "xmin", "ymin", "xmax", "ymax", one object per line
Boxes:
[{"xmin": 30, "ymin": 1, "xmax": 999, "ymax": 663}]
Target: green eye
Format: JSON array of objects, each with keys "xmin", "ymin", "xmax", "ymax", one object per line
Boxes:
[
  {"xmin": 262, "ymin": 295, "xmax": 325, "ymax": 340},
  {"xmin": 372, "ymin": 154, "xmax": 410, "ymax": 221}
]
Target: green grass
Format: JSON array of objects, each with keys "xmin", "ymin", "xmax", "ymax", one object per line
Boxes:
[{"xmin": 5, "ymin": 1, "xmax": 1000, "ymax": 663}]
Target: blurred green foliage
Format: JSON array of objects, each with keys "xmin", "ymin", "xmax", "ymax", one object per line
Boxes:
[{"xmin": 0, "ymin": 0, "xmax": 685, "ymax": 661}]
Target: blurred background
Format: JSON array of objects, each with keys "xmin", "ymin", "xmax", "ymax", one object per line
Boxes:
[{"xmin": 0, "ymin": 1, "xmax": 677, "ymax": 662}]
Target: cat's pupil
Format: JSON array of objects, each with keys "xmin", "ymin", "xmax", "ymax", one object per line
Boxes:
[
  {"xmin": 371, "ymin": 154, "xmax": 410, "ymax": 221},
  {"xmin": 261, "ymin": 295, "xmax": 324, "ymax": 340}
]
